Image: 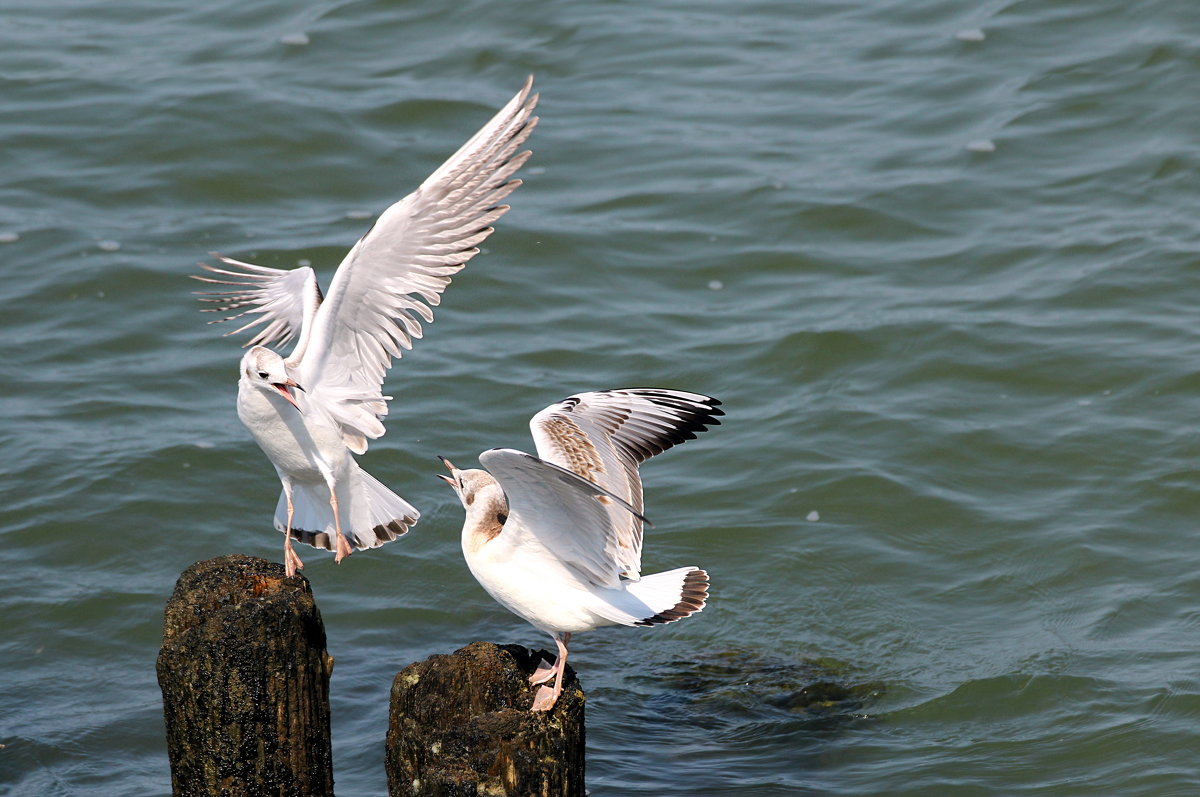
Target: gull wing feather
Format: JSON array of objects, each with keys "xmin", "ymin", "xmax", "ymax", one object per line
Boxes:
[
  {"xmin": 192, "ymin": 255, "xmax": 323, "ymax": 359},
  {"xmin": 479, "ymin": 448, "xmax": 647, "ymax": 589},
  {"xmin": 298, "ymin": 78, "xmax": 538, "ymax": 453},
  {"xmin": 529, "ymin": 388, "xmax": 723, "ymax": 579}
]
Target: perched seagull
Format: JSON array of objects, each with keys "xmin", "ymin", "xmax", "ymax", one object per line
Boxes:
[
  {"xmin": 194, "ymin": 78, "xmax": 538, "ymax": 577},
  {"xmin": 439, "ymin": 388, "xmax": 722, "ymax": 711}
]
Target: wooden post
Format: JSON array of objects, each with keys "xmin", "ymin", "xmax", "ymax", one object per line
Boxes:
[
  {"xmin": 156, "ymin": 554, "xmax": 335, "ymax": 797},
  {"xmin": 386, "ymin": 641, "xmax": 586, "ymax": 797}
]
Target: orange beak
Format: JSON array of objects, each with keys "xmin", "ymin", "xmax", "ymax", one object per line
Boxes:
[{"xmin": 273, "ymin": 378, "xmax": 303, "ymax": 411}]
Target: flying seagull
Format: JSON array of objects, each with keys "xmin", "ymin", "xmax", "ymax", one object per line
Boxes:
[
  {"xmin": 195, "ymin": 78, "xmax": 538, "ymax": 576},
  {"xmin": 439, "ymin": 387, "xmax": 721, "ymax": 710}
]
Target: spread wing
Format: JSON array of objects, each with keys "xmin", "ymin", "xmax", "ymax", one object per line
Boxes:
[
  {"xmin": 479, "ymin": 448, "xmax": 648, "ymax": 589},
  {"xmin": 529, "ymin": 388, "xmax": 723, "ymax": 579},
  {"xmin": 192, "ymin": 255, "xmax": 324, "ymax": 358},
  {"xmin": 297, "ymin": 77, "xmax": 538, "ymax": 454}
]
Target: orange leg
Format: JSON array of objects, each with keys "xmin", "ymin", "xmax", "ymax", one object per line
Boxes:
[
  {"xmin": 529, "ymin": 657, "xmax": 556, "ymax": 685},
  {"xmin": 531, "ymin": 633, "xmax": 571, "ymax": 712},
  {"xmin": 283, "ymin": 491, "xmax": 304, "ymax": 577},
  {"xmin": 329, "ymin": 488, "xmax": 353, "ymax": 564}
]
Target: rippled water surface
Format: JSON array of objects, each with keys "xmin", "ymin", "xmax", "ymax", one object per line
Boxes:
[{"xmin": 4, "ymin": 1, "xmax": 1200, "ymax": 794}]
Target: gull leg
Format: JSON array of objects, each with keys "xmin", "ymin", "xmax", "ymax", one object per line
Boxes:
[
  {"xmin": 282, "ymin": 487, "xmax": 304, "ymax": 578},
  {"xmin": 284, "ymin": 535, "xmax": 305, "ymax": 577},
  {"xmin": 328, "ymin": 487, "xmax": 353, "ymax": 564},
  {"xmin": 531, "ymin": 633, "xmax": 571, "ymax": 712},
  {"xmin": 529, "ymin": 656, "xmax": 556, "ymax": 686}
]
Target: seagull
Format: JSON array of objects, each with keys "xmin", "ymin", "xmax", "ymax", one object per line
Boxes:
[
  {"xmin": 439, "ymin": 388, "xmax": 722, "ymax": 711},
  {"xmin": 194, "ymin": 78, "xmax": 538, "ymax": 577}
]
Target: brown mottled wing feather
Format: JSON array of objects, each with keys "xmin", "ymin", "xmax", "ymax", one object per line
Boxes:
[
  {"xmin": 529, "ymin": 388, "xmax": 723, "ymax": 579},
  {"xmin": 479, "ymin": 448, "xmax": 649, "ymax": 589}
]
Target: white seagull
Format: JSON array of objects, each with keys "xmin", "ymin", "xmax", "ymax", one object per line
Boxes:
[
  {"xmin": 194, "ymin": 78, "xmax": 538, "ymax": 577},
  {"xmin": 439, "ymin": 388, "xmax": 722, "ymax": 711}
]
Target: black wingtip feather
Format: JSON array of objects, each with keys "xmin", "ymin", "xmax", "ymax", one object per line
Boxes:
[{"xmin": 609, "ymin": 389, "xmax": 724, "ymax": 460}]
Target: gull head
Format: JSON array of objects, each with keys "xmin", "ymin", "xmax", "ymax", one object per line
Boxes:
[
  {"xmin": 240, "ymin": 346, "xmax": 304, "ymax": 411},
  {"xmin": 437, "ymin": 456, "xmax": 504, "ymax": 512}
]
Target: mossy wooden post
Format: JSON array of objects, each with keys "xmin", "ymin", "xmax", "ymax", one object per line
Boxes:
[
  {"xmin": 386, "ymin": 641, "xmax": 586, "ymax": 796},
  {"xmin": 157, "ymin": 554, "xmax": 335, "ymax": 797}
]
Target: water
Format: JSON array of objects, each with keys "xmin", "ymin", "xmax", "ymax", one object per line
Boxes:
[{"xmin": 3, "ymin": 0, "xmax": 1200, "ymax": 793}]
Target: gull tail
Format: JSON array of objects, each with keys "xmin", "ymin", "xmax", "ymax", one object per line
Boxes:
[
  {"xmin": 621, "ymin": 566, "xmax": 709, "ymax": 626},
  {"xmin": 275, "ymin": 483, "xmax": 337, "ymax": 552},
  {"xmin": 273, "ymin": 466, "xmax": 419, "ymax": 552},
  {"xmin": 352, "ymin": 467, "xmax": 419, "ymax": 549}
]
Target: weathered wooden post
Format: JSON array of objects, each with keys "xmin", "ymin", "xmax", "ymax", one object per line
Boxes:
[
  {"xmin": 157, "ymin": 554, "xmax": 335, "ymax": 797},
  {"xmin": 386, "ymin": 641, "xmax": 586, "ymax": 796}
]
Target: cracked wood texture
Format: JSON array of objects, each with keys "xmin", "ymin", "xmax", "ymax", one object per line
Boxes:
[
  {"xmin": 386, "ymin": 641, "xmax": 585, "ymax": 797},
  {"xmin": 157, "ymin": 554, "xmax": 335, "ymax": 797}
]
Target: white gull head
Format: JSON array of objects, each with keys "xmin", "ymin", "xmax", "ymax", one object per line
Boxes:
[{"xmin": 238, "ymin": 345, "xmax": 302, "ymax": 410}]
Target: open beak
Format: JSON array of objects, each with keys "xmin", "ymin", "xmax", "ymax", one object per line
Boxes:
[
  {"xmin": 436, "ymin": 456, "xmax": 458, "ymax": 486},
  {"xmin": 273, "ymin": 377, "xmax": 303, "ymax": 411}
]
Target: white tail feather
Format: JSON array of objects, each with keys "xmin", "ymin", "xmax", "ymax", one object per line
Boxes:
[
  {"xmin": 273, "ymin": 465, "xmax": 419, "ymax": 552},
  {"xmin": 592, "ymin": 566, "xmax": 709, "ymax": 627},
  {"xmin": 357, "ymin": 468, "xmax": 419, "ymax": 548}
]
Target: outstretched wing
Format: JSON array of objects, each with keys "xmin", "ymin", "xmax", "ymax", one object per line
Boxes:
[
  {"xmin": 529, "ymin": 388, "xmax": 723, "ymax": 579},
  {"xmin": 299, "ymin": 77, "xmax": 538, "ymax": 454},
  {"xmin": 192, "ymin": 255, "xmax": 323, "ymax": 358},
  {"xmin": 479, "ymin": 448, "xmax": 647, "ymax": 589}
]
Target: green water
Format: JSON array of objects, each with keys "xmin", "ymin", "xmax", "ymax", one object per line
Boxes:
[{"xmin": 3, "ymin": 0, "xmax": 1200, "ymax": 794}]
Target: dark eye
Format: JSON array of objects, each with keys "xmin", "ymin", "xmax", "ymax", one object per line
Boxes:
[
  {"xmin": 497, "ymin": 512, "xmax": 508, "ymax": 524},
  {"xmin": 258, "ymin": 371, "xmax": 268, "ymax": 379}
]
